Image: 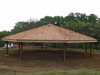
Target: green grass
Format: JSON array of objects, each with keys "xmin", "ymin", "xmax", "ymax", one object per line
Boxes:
[
  {"xmin": 0, "ymin": 46, "xmax": 99, "ymax": 51},
  {"xmin": 5, "ymin": 70, "xmax": 100, "ymax": 75},
  {"xmin": 68, "ymin": 48, "xmax": 100, "ymax": 51},
  {"xmin": 0, "ymin": 47, "xmax": 3, "ymax": 50},
  {"xmin": 23, "ymin": 46, "xmax": 100, "ymax": 51}
]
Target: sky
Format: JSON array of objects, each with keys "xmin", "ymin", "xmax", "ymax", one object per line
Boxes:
[{"xmin": 0, "ymin": 0, "xmax": 100, "ymax": 32}]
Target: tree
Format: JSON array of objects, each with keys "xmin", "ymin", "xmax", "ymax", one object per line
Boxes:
[
  {"xmin": 93, "ymin": 22, "xmax": 100, "ymax": 49},
  {"xmin": 53, "ymin": 16, "xmax": 64, "ymax": 26},
  {"xmin": 64, "ymin": 12, "xmax": 75, "ymax": 23},
  {"xmin": 40, "ymin": 16, "xmax": 53, "ymax": 25},
  {"xmin": 62, "ymin": 21, "xmax": 92, "ymax": 35},
  {"xmin": 0, "ymin": 30, "xmax": 11, "ymax": 46},
  {"xmin": 88, "ymin": 14, "xmax": 98, "ymax": 26},
  {"xmin": 39, "ymin": 16, "xmax": 64, "ymax": 26},
  {"xmin": 11, "ymin": 20, "xmax": 36, "ymax": 34},
  {"xmin": 11, "ymin": 21, "xmax": 24, "ymax": 34},
  {"xmin": 64, "ymin": 12, "xmax": 89, "ymax": 24}
]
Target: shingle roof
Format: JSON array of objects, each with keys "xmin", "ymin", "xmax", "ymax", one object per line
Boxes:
[{"xmin": 2, "ymin": 24, "xmax": 97, "ymax": 43}]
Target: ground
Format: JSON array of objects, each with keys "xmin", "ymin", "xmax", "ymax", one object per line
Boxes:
[{"xmin": 0, "ymin": 48, "xmax": 100, "ymax": 74}]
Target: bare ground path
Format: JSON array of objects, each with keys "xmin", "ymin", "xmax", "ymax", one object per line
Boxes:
[{"xmin": 0, "ymin": 49, "xmax": 100, "ymax": 73}]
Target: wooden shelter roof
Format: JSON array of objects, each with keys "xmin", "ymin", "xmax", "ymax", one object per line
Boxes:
[{"xmin": 2, "ymin": 24, "xmax": 97, "ymax": 43}]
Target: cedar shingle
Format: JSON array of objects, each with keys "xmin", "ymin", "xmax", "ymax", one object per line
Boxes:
[{"xmin": 2, "ymin": 24, "xmax": 97, "ymax": 43}]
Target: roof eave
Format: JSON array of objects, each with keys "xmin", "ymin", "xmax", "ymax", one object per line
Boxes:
[
  {"xmin": 67, "ymin": 40, "xmax": 97, "ymax": 43},
  {"xmin": 2, "ymin": 38, "xmax": 17, "ymax": 42},
  {"xmin": 2, "ymin": 38, "xmax": 97, "ymax": 43}
]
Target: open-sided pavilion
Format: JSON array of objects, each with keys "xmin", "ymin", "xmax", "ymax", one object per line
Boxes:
[{"xmin": 2, "ymin": 24, "xmax": 97, "ymax": 62}]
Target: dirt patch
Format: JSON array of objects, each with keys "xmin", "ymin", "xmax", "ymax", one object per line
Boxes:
[{"xmin": 0, "ymin": 49, "xmax": 100, "ymax": 73}]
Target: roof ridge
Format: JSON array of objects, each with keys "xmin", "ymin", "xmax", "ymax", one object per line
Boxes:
[
  {"xmin": 17, "ymin": 25, "xmax": 47, "ymax": 40},
  {"xmin": 51, "ymin": 25, "xmax": 68, "ymax": 40}
]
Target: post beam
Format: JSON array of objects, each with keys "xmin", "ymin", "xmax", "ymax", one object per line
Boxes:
[
  {"xmin": 7, "ymin": 41, "xmax": 8, "ymax": 55},
  {"xmin": 19, "ymin": 42, "xmax": 20, "ymax": 51},
  {"xmin": 85, "ymin": 43, "xmax": 87, "ymax": 54},
  {"xmin": 20, "ymin": 42, "xmax": 23, "ymax": 60},
  {"xmin": 90, "ymin": 43, "xmax": 92, "ymax": 57},
  {"xmin": 64, "ymin": 43, "xmax": 67, "ymax": 62},
  {"xmin": 41, "ymin": 43, "xmax": 43, "ymax": 50}
]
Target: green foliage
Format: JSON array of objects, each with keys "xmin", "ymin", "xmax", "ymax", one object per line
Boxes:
[
  {"xmin": 64, "ymin": 12, "xmax": 88, "ymax": 23},
  {"xmin": 0, "ymin": 47, "xmax": 3, "ymax": 50},
  {"xmin": 0, "ymin": 12, "xmax": 100, "ymax": 49},
  {"xmin": 5, "ymin": 70, "xmax": 100, "ymax": 75},
  {"xmin": 39, "ymin": 16, "xmax": 64, "ymax": 26},
  {"xmin": 0, "ymin": 30, "xmax": 11, "ymax": 46},
  {"xmin": 93, "ymin": 22, "xmax": 100, "ymax": 49},
  {"xmin": 11, "ymin": 21, "xmax": 36, "ymax": 34},
  {"xmin": 88, "ymin": 14, "xmax": 98, "ymax": 26}
]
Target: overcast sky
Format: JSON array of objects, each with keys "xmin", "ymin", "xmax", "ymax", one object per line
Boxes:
[{"xmin": 0, "ymin": 0, "xmax": 100, "ymax": 32}]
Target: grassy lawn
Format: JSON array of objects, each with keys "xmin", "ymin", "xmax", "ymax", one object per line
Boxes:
[
  {"xmin": 67, "ymin": 47, "xmax": 99, "ymax": 51},
  {"xmin": 0, "ymin": 46, "xmax": 33, "ymax": 50},
  {"xmin": 0, "ymin": 47, "xmax": 3, "ymax": 50},
  {"xmin": 5, "ymin": 70, "xmax": 100, "ymax": 75},
  {"xmin": 0, "ymin": 46, "xmax": 99, "ymax": 51}
]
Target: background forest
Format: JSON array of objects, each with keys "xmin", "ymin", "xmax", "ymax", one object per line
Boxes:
[{"xmin": 0, "ymin": 12, "xmax": 100, "ymax": 50}]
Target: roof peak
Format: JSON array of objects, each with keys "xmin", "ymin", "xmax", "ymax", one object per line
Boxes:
[{"xmin": 47, "ymin": 24, "xmax": 53, "ymax": 26}]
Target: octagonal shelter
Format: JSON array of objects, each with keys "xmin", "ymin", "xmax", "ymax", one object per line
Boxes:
[{"xmin": 2, "ymin": 24, "xmax": 97, "ymax": 62}]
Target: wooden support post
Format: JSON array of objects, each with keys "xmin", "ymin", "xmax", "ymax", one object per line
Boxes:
[
  {"xmin": 90, "ymin": 43, "xmax": 92, "ymax": 57},
  {"xmin": 7, "ymin": 41, "xmax": 8, "ymax": 55},
  {"xmin": 41, "ymin": 43, "xmax": 43, "ymax": 50},
  {"xmin": 64, "ymin": 43, "xmax": 67, "ymax": 62},
  {"xmin": 85, "ymin": 43, "xmax": 87, "ymax": 54},
  {"xmin": 19, "ymin": 42, "xmax": 20, "ymax": 51},
  {"xmin": 20, "ymin": 42, "xmax": 23, "ymax": 60}
]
